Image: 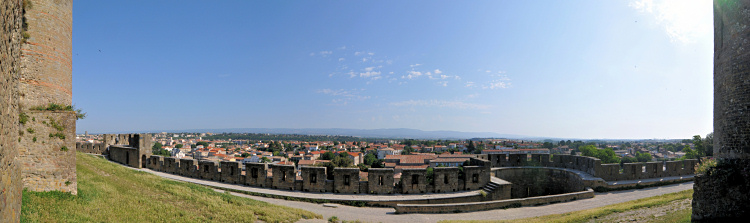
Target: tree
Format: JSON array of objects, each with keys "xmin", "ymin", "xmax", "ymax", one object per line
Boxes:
[
  {"xmin": 331, "ymin": 156, "xmax": 353, "ymax": 167},
  {"xmin": 704, "ymin": 132, "xmax": 714, "ymax": 156},
  {"xmin": 635, "ymin": 152, "xmax": 652, "ymax": 162},
  {"xmin": 682, "ymin": 147, "xmax": 698, "ymax": 160},
  {"xmin": 579, "ymin": 145, "xmax": 620, "ymax": 164},
  {"xmin": 260, "ymin": 157, "xmax": 271, "ymax": 163},
  {"xmin": 241, "ymin": 152, "xmax": 250, "ymax": 158},
  {"xmin": 175, "ymin": 144, "xmax": 183, "ymax": 149},
  {"xmin": 364, "ymin": 153, "xmax": 378, "ymax": 166},
  {"xmin": 320, "ymin": 151, "xmax": 335, "ymax": 160},
  {"xmin": 543, "ymin": 142, "xmax": 554, "ymax": 149},
  {"xmin": 196, "ymin": 141, "xmax": 209, "ymax": 148},
  {"xmin": 693, "ymin": 135, "xmax": 705, "ymax": 157}
]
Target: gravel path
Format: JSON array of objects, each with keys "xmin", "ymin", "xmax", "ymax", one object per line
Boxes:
[{"xmin": 216, "ymin": 182, "xmax": 694, "ymax": 223}]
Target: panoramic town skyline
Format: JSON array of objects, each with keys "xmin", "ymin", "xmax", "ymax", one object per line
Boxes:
[{"xmin": 73, "ymin": 0, "xmax": 713, "ymax": 139}]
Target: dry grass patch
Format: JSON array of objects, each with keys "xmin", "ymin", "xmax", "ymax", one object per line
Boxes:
[{"xmin": 21, "ymin": 152, "xmax": 321, "ymax": 222}]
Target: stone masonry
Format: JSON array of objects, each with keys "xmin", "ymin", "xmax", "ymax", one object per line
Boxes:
[
  {"xmin": 245, "ymin": 163, "xmax": 269, "ymax": 187},
  {"xmin": 367, "ymin": 168, "xmax": 395, "ymax": 194},
  {"xmin": 271, "ymin": 164, "xmax": 295, "ymax": 190},
  {"xmin": 1, "ymin": 0, "xmax": 22, "ymax": 221},
  {"xmin": 401, "ymin": 169, "xmax": 427, "ymax": 194},
  {"xmin": 301, "ymin": 166, "xmax": 327, "ymax": 192},
  {"xmin": 18, "ymin": 111, "xmax": 76, "ymax": 194},
  {"xmin": 693, "ymin": 0, "xmax": 750, "ymax": 221},
  {"xmin": 433, "ymin": 167, "xmax": 460, "ymax": 193},
  {"xmin": 333, "ymin": 168, "xmax": 360, "ymax": 194},
  {"xmin": 19, "ymin": 0, "xmax": 72, "ymax": 109}
]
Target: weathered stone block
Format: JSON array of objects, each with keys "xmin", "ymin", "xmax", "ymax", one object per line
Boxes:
[
  {"xmin": 367, "ymin": 168, "xmax": 395, "ymax": 194},
  {"xmin": 333, "ymin": 168, "xmax": 360, "ymax": 193},
  {"xmin": 271, "ymin": 164, "xmax": 296, "ymax": 190},
  {"xmin": 433, "ymin": 167, "xmax": 460, "ymax": 193},
  {"xmin": 401, "ymin": 169, "xmax": 427, "ymax": 194},
  {"xmin": 220, "ymin": 161, "xmax": 241, "ymax": 184},
  {"xmin": 179, "ymin": 158, "xmax": 196, "ymax": 177},
  {"xmin": 301, "ymin": 166, "xmax": 327, "ymax": 192},
  {"xmin": 245, "ymin": 163, "xmax": 268, "ymax": 187},
  {"xmin": 198, "ymin": 160, "xmax": 219, "ymax": 181}
]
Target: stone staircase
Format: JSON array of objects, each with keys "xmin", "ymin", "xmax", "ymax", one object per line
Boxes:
[{"xmin": 482, "ymin": 177, "xmax": 511, "ymax": 200}]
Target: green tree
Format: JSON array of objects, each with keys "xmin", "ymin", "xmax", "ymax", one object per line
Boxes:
[
  {"xmin": 579, "ymin": 145, "xmax": 620, "ymax": 164},
  {"xmin": 196, "ymin": 141, "xmax": 209, "ymax": 148},
  {"xmin": 635, "ymin": 152, "xmax": 652, "ymax": 162},
  {"xmin": 364, "ymin": 153, "xmax": 378, "ymax": 166},
  {"xmin": 331, "ymin": 156, "xmax": 353, "ymax": 167},
  {"xmin": 260, "ymin": 157, "xmax": 271, "ymax": 163},
  {"xmin": 320, "ymin": 151, "xmax": 335, "ymax": 160},
  {"xmin": 175, "ymin": 144, "xmax": 183, "ymax": 149},
  {"xmin": 682, "ymin": 147, "xmax": 698, "ymax": 160},
  {"xmin": 704, "ymin": 132, "xmax": 714, "ymax": 156},
  {"xmin": 241, "ymin": 152, "xmax": 250, "ymax": 158},
  {"xmin": 692, "ymin": 135, "xmax": 705, "ymax": 157}
]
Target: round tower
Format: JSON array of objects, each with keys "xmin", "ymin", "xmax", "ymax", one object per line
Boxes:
[{"xmin": 19, "ymin": 0, "xmax": 72, "ymax": 109}]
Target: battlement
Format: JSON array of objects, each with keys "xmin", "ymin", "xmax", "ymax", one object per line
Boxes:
[
  {"xmin": 483, "ymin": 154, "xmax": 697, "ymax": 181},
  {"xmin": 110, "ymin": 150, "xmax": 493, "ymax": 195}
]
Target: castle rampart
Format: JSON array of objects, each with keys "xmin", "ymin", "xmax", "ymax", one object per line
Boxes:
[
  {"xmin": 484, "ymin": 154, "xmax": 697, "ymax": 182},
  {"xmin": 1, "ymin": 0, "xmax": 23, "ymax": 220}
]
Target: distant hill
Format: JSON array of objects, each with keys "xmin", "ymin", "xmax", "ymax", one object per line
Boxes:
[{"xmin": 109, "ymin": 128, "xmax": 532, "ymax": 140}]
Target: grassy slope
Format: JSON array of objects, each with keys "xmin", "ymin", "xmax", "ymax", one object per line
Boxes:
[
  {"xmin": 441, "ymin": 189, "xmax": 693, "ymax": 223},
  {"xmin": 21, "ymin": 152, "xmax": 321, "ymax": 222}
]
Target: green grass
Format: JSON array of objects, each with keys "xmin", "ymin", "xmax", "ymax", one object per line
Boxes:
[
  {"xmin": 440, "ymin": 189, "xmax": 693, "ymax": 223},
  {"xmin": 21, "ymin": 152, "xmax": 322, "ymax": 223}
]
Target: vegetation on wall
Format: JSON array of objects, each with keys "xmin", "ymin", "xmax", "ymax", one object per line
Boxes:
[
  {"xmin": 30, "ymin": 103, "xmax": 86, "ymax": 120},
  {"xmin": 21, "ymin": 0, "xmax": 32, "ymax": 43}
]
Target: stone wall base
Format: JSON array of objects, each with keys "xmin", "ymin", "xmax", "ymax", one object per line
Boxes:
[{"xmin": 692, "ymin": 159, "xmax": 750, "ymax": 221}]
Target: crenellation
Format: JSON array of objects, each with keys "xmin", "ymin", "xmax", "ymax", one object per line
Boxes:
[
  {"xmin": 401, "ymin": 169, "xmax": 427, "ymax": 194},
  {"xmin": 163, "ymin": 157, "xmax": 178, "ymax": 174},
  {"xmin": 301, "ymin": 166, "xmax": 327, "ymax": 192},
  {"xmin": 245, "ymin": 162, "xmax": 269, "ymax": 187},
  {"xmin": 367, "ymin": 168, "xmax": 395, "ymax": 194},
  {"xmin": 333, "ymin": 168, "xmax": 360, "ymax": 193},
  {"xmin": 179, "ymin": 158, "xmax": 197, "ymax": 178},
  {"xmin": 271, "ymin": 164, "xmax": 296, "ymax": 190},
  {"xmin": 219, "ymin": 161, "xmax": 241, "ymax": 184},
  {"xmin": 198, "ymin": 160, "xmax": 219, "ymax": 181},
  {"xmin": 433, "ymin": 167, "xmax": 460, "ymax": 193}
]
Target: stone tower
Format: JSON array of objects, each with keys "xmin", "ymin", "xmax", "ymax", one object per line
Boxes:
[
  {"xmin": 693, "ymin": 0, "xmax": 750, "ymax": 221},
  {"xmin": 17, "ymin": 0, "xmax": 77, "ymax": 195},
  {"xmin": 19, "ymin": 0, "xmax": 72, "ymax": 109},
  {"xmin": 1, "ymin": 0, "xmax": 23, "ymax": 221}
]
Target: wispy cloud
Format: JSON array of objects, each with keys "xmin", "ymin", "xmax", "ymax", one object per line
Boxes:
[
  {"xmin": 485, "ymin": 80, "xmax": 510, "ymax": 89},
  {"xmin": 319, "ymin": 51, "xmax": 332, "ymax": 57},
  {"xmin": 629, "ymin": 0, "xmax": 711, "ymax": 43},
  {"xmin": 317, "ymin": 88, "xmax": 371, "ymax": 104},
  {"xmin": 390, "ymin": 100, "xmax": 490, "ymax": 110}
]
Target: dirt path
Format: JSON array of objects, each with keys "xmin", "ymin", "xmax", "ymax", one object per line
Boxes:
[{"xmin": 215, "ymin": 182, "xmax": 694, "ymax": 223}]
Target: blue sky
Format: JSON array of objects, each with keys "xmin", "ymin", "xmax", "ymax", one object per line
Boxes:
[{"xmin": 73, "ymin": 0, "xmax": 713, "ymax": 139}]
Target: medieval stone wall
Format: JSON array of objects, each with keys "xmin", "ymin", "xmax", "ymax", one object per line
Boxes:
[
  {"xmin": 19, "ymin": 0, "xmax": 72, "ymax": 109},
  {"xmin": 367, "ymin": 168, "xmax": 394, "ymax": 194},
  {"xmin": 494, "ymin": 168, "xmax": 585, "ymax": 199},
  {"xmin": 1, "ymin": 0, "xmax": 23, "ymax": 221},
  {"xmin": 693, "ymin": 1, "xmax": 750, "ymax": 221},
  {"xmin": 486, "ymin": 154, "xmax": 697, "ymax": 181},
  {"xmin": 17, "ymin": 111, "xmax": 76, "ymax": 194}
]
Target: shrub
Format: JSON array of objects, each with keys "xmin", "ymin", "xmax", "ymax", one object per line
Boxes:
[
  {"xmin": 27, "ymin": 128, "xmax": 34, "ymax": 133},
  {"xmin": 19, "ymin": 113, "xmax": 29, "ymax": 124},
  {"xmin": 61, "ymin": 146, "xmax": 69, "ymax": 152},
  {"xmin": 49, "ymin": 132, "xmax": 65, "ymax": 140},
  {"xmin": 696, "ymin": 157, "xmax": 717, "ymax": 175},
  {"xmin": 328, "ymin": 216, "xmax": 340, "ymax": 223}
]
